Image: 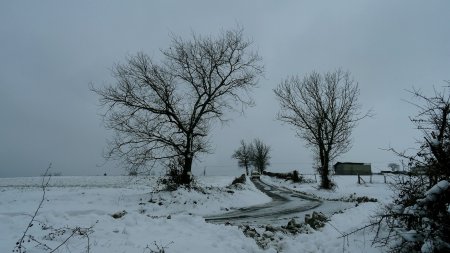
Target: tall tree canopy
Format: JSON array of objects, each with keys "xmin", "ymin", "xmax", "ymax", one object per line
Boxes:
[
  {"xmin": 274, "ymin": 69, "xmax": 368, "ymax": 189},
  {"xmin": 93, "ymin": 28, "xmax": 263, "ymax": 185}
]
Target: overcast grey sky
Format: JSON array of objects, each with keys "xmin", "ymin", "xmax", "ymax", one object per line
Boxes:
[{"xmin": 1, "ymin": 1, "xmax": 449, "ymax": 177}]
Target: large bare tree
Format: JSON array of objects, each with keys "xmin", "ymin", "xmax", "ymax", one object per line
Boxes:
[
  {"xmin": 92, "ymin": 28, "xmax": 263, "ymax": 185},
  {"xmin": 274, "ymin": 69, "xmax": 367, "ymax": 189}
]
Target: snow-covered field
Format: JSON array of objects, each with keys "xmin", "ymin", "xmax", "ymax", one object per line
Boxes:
[{"xmin": 0, "ymin": 175, "xmax": 393, "ymax": 252}]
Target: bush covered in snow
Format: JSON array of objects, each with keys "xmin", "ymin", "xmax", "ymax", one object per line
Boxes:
[
  {"xmin": 375, "ymin": 177, "xmax": 450, "ymax": 252},
  {"xmin": 375, "ymin": 86, "xmax": 450, "ymax": 252}
]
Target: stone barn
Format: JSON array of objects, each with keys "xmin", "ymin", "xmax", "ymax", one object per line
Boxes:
[{"xmin": 334, "ymin": 162, "xmax": 372, "ymax": 175}]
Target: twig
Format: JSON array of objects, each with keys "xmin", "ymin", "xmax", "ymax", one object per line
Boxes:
[
  {"xmin": 49, "ymin": 228, "xmax": 81, "ymax": 253},
  {"xmin": 15, "ymin": 163, "xmax": 52, "ymax": 253},
  {"xmin": 143, "ymin": 241, "xmax": 174, "ymax": 253},
  {"xmin": 28, "ymin": 236, "xmax": 52, "ymax": 251},
  {"xmin": 338, "ymin": 222, "xmax": 379, "ymax": 239},
  {"xmin": 14, "ymin": 164, "xmax": 95, "ymax": 253},
  {"xmin": 327, "ymin": 221, "xmax": 344, "ymax": 237}
]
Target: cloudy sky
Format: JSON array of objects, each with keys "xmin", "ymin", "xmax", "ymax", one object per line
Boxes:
[{"xmin": 1, "ymin": 1, "xmax": 449, "ymax": 177}]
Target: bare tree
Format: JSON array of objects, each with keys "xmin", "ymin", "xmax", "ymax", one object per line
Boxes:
[
  {"xmin": 92, "ymin": 28, "xmax": 263, "ymax": 185},
  {"xmin": 387, "ymin": 163, "xmax": 400, "ymax": 172},
  {"xmin": 251, "ymin": 138, "xmax": 271, "ymax": 174},
  {"xmin": 274, "ymin": 69, "xmax": 368, "ymax": 189},
  {"xmin": 232, "ymin": 140, "xmax": 254, "ymax": 176}
]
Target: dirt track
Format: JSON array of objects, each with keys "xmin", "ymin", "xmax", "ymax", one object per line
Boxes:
[{"xmin": 205, "ymin": 178, "xmax": 323, "ymax": 225}]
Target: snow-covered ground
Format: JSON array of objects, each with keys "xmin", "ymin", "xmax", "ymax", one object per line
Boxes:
[
  {"xmin": 261, "ymin": 174, "xmax": 395, "ymax": 204},
  {"xmin": 260, "ymin": 175, "xmax": 393, "ymax": 252},
  {"xmin": 0, "ymin": 175, "xmax": 393, "ymax": 252}
]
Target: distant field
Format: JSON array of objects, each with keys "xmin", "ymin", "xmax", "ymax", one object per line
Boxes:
[
  {"xmin": 0, "ymin": 176, "xmax": 142, "ymax": 188},
  {"xmin": 0, "ymin": 175, "xmax": 240, "ymax": 188}
]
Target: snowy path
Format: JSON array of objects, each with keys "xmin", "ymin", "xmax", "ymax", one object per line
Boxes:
[
  {"xmin": 0, "ymin": 176, "xmax": 388, "ymax": 252},
  {"xmin": 205, "ymin": 178, "xmax": 324, "ymax": 225}
]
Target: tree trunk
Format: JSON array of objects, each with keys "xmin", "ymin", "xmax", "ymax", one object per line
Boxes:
[
  {"xmin": 319, "ymin": 148, "xmax": 331, "ymax": 189},
  {"xmin": 181, "ymin": 135, "xmax": 194, "ymax": 185},
  {"xmin": 320, "ymin": 161, "xmax": 331, "ymax": 189},
  {"xmin": 181, "ymin": 154, "xmax": 193, "ymax": 185},
  {"xmin": 245, "ymin": 165, "xmax": 249, "ymax": 176}
]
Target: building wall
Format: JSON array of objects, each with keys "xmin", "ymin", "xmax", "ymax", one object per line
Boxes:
[{"xmin": 334, "ymin": 163, "xmax": 372, "ymax": 175}]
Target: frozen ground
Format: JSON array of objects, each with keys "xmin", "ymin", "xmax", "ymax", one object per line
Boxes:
[
  {"xmin": 261, "ymin": 174, "xmax": 395, "ymax": 204},
  {"xmin": 260, "ymin": 175, "xmax": 393, "ymax": 252},
  {"xmin": 0, "ymin": 175, "xmax": 393, "ymax": 252}
]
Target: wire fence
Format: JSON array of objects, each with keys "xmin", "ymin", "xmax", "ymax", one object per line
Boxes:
[{"xmin": 300, "ymin": 173, "xmax": 423, "ymax": 185}]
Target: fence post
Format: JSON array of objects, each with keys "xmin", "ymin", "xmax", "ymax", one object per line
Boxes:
[
  {"xmin": 384, "ymin": 175, "xmax": 386, "ymax": 183},
  {"xmin": 358, "ymin": 174, "xmax": 361, "ymax": 184},
  {"xmin": 314, "ymin": 174, "xmax": 317, "ymax": 183}
]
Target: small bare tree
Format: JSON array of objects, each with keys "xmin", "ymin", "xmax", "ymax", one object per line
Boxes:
[
  {"xmin": 92, "ymin": 28, "xmax": 263, "ymax": 185},
  {"xmin": 387, "ymin": 163, "xmax": 400, "ymax": 172},
  {"xmin": 232, "ymin": 140, "xmax": 254, "ymax": 176},
  {"xmin": 251, "ymin": 138, "xmax": 271, "ymax": 174},
  {"xmin": 274, "ymin": 69, "xmax": 368, "ymax": 189}
]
